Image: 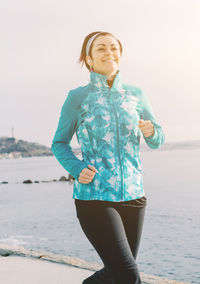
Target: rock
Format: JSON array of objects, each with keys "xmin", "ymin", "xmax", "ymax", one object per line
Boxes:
[
  {"xmin": 1, "ymin": 181, "xmax": 8, "ymax": 184},
  {"xmin": 23, "ymin": 179, "xmax": 32, "ymax": 184},
  {"xmin": 59, "ymin": 176, "xmax": 68, "ymax": 182},
  {"xmin": 34, "ymin": 181, "xmax": 39, "ymax": 183}
]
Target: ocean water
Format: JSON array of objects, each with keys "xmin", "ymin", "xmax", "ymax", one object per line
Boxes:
[{"xmin": 0, "ymin": 149, "xmax": 199, "ymax": 284}]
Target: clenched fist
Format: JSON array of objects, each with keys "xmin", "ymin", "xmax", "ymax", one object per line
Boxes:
[
  {"xmin": 78, "ymin": 165, "xmax": 98, "ymax": 184},
  {"xmin": 138, "ymin": 119, "xmax": 155, "ymax": 138}
]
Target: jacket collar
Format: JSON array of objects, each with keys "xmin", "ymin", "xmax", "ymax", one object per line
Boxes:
[{"xmin": 90, "ymin": 70, "xmax": 123, "ymax": 91}]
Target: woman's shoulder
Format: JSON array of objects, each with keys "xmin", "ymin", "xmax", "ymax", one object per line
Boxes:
[
  {"xmin": 122, "ymin": 82, "xmax": 143, "ymax": 98},
  {"xmin": 64, "ymin": 83, "xmax": 91, "ymax": 105},
  {"xmin": 67, "ymin": 83, "xmax": 91, "ymax": 97}
]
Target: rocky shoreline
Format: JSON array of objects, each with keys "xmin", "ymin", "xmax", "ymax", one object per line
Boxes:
[
  {"xmin": 0, "ymin": 136, "xmax": 82, "ymax": 160},
  {"xmin": 0, "ymin": 244, "xmax": 189, "ymax": 284},
  {"xmin": 0, "ymin": 136, "xmax": 52, "ymax": 159},
  {"xmin": 0, "ymin": 175, "xmax": 75, "ymax": 185}
]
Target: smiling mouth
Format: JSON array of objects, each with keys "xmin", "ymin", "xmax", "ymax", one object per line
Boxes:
[{"xmin": 103, "ymin": 59, "xmax": 115, "ymax": 62}]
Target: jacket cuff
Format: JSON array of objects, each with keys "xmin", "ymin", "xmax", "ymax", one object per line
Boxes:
[
  {"xmin": 73, "ymin": 161, "xmax": 89, "ymax": 181},
  {"xmin": 142, "ymin": 126, "xmax": 161, "ymax": 149},
  {"xmin": 144, "ymin": 126, "xmax": 158, "ymax": 143}
]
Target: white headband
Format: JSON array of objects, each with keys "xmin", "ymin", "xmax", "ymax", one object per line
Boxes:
[{"xmin": 86, "ymin": 32, "xmax": 102, "ymax": 56}]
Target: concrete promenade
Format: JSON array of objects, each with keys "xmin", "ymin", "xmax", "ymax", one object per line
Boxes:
[{"xmin": 0, "ymin": 244, "xmax": 189, "ymax": 284}]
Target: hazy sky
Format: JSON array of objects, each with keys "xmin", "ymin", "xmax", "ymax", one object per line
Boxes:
[{"xmin": 1, "ymin": 0, "xmax": 200, "ymax": 147}]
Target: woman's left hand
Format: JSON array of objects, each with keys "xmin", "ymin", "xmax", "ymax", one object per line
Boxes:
[{"xmin": 138, "ymin": 119, "xmax": 155, "ymax": 138}]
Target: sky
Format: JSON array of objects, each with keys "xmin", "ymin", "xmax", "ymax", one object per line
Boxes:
[{"xmin": 1, "ymin": 0, "xmax": 200, "ymax": 147}]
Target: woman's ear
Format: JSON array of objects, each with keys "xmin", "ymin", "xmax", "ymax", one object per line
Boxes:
[{"xmin": 86, "ymin": 55, "xmax": 92, "ymax": 66}]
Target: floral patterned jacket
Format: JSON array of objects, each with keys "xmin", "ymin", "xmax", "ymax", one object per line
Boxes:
[{"xmin": 51, "ymin": 70, "xmax": 165, "ymax": 202}]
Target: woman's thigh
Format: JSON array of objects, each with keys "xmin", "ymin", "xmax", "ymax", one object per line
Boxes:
[
  {"xmin": 119, "ymin": 205, "xmax": 146, "ymax": 260},
  {"xmin": 75, "ymin": 200, "xmax": 142, "ymax": 283}
]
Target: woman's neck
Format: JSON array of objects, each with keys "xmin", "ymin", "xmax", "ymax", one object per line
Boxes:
[
  {"xmin": 106, "ymin": 70, "xmax": 119, "ymax": 87},
  {"xmin": 107, "ymin": 73, "xmax": 116, "ymax": 87},
  {"xmin": 107, "ymin": 79, "xmax": 114, "ymax": 88}
]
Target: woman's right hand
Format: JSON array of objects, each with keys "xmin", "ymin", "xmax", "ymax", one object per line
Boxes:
[{"xmin": 78, "ymin": 165, "xmax": 98, "ymax": 184}]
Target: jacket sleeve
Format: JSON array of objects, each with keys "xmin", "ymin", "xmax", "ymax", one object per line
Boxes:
[
  {"xmin": 139, "ymin": 89, "xmax": 165, "ymax": 149},
  {"xmin": 51, "ymin": 91, "xmax": 89, "ymax": 180}
]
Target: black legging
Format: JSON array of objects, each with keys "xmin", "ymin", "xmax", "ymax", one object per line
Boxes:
[{"xmin": 74, "ymin": 196, "xmax": 147, "ymax": 284}]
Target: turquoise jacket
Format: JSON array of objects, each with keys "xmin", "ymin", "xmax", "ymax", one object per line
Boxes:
[{"xmin": 51, "ymin": 70, "xmax": 165, "ymax": 202}]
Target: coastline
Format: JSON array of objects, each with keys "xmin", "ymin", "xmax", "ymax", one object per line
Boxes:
[
  {"xmin": 0, "ymin": 244, "xmax": 189, "ymax": 284},
  {"xmin": 1, "ymin": 136, "xmax": 200, "ymax": 160}
]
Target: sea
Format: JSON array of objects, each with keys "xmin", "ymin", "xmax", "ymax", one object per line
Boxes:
[{"xmin": 0, "ymin": 148, "xmax": 199, "ymax": 284}]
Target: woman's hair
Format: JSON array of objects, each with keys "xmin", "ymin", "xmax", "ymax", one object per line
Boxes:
[{"xmin": 78, "ymin": 31, "xmax": 123, "ymax": 71}]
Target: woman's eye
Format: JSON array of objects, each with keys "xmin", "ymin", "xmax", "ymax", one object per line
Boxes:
[{"xmin": 97, "ymin": 47, "xmax": 118, "ymax": 52}]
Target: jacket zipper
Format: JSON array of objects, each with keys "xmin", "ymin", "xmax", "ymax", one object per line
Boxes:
[{"xmin": 109, "ymin": 88, "xmax": 124, "ymax": 201}]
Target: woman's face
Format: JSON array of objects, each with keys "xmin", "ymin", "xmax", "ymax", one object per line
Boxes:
[{"xmin": 86, "ymin": 35, "xmax": 121, "ymax": 80}]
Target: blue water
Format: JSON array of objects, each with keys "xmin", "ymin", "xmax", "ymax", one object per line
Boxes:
[{"xmin": 0, "ymin": 150, "xmax": 199, "ymax": 284}]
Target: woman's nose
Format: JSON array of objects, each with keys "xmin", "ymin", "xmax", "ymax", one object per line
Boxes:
[{"xmin": 105, "ymin": 49, "xmax": 112, "ymax": 55}]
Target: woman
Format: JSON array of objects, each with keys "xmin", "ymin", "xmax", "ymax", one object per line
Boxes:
[{"xmin": 51, "ymin": 31, "xmax": 165, "ymax": 284}]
